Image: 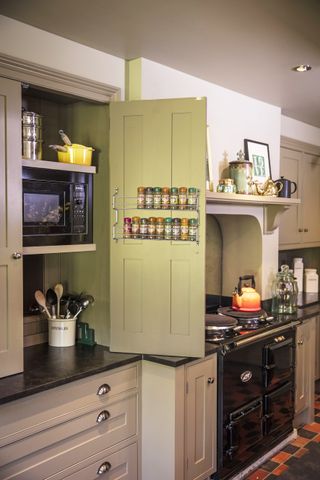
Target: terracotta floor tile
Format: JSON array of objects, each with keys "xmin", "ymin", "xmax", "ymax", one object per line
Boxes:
[
  {"xmin": 312, "ymin": 433, "xmax": 320, "ymax": 442},
  {"xmin": 303, "ymin": 422, "xmax": 320, "ymax": 433},
  {"xmin": 246, "ymin": 468, "xmax": 270, "ymax": 480},
  {"xmin": 271, "ymin": 451, "xmax": 291, "ymax": 463},
  {"xmin": 272, "ymin": 464, "xmax": 289, "ymax": 476},
  {"xmin": 314, "ymin": 401, "xmax": 320, "ymax": 409},
  {"xmin": 294, "ymin": 447, "xmax": 309, "ymax": 458},
  {"xmin": 292, "ymin": 436, "xmax": 310, "ymax": 447}
]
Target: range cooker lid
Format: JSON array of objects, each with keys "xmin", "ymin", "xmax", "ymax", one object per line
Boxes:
[
  {"xmin": 217, "ymin": 306, "xmax": 268, "ymax": 321},
  {"xmin": 205, "ymin": 313, "xmax": 238, "ymax": 330}
]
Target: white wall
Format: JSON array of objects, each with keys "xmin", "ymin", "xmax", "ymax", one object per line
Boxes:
[
  {"xmin": 141, "ymin": 58, "xmax": 281, "ymax": 185},
  {"xmin": 281, "ymin": 115, "xmax": 320, "ymax": 146},
  {"xmin": 0, "ymin": 15, "xmax": 125, "ymax": 93}
]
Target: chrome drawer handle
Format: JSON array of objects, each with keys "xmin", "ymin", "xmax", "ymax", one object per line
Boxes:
[
  {"xmin": 96, "ymin": 410, "xmax": 110, "ymax": 423},
  {"xmin": 207, "ymin": 377, "xmax": 215, "ymax": 384},
  {"xmin": 97, "ymin": 383, "xmax": 111, "ymax": 396},
  {"xmin": 97, "ymin": 461, "xmax": 111, "ymax": 475}
]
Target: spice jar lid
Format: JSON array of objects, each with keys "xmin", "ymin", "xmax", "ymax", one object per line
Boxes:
[
  {"xmin": 164, "ymin": 217, "xmax": 172, "ymax": 223},
  {"xmin": 137, "ymin": 186, "xmax": 145, "ymax": 192},
  {"xmin": 188, "ymin": 187, "xmax": 197, "ymax": 193},
  {"xmin": 181, "ymin": 218, "xmax": 188, "ymax": 224},
  {"xmin": 172, "ymin": 217, "xmax": 181, "ymax": 223},
  {"xmin": 145, "ymin": 187, "xmax": 153, "ymax": 192},
  {"xmin": 188, "ymin": 218, "xmax": 198, "ymax": 225},
  {"xmin": 162, "ymin": 187, "xmax": 170, "ymax": 192},
  {"xmin": 179, "ymin": 186, "xmax": 187, "ymax": 192},
  {"xmin": 171, "ymin": 187, "xmax": 178, "ymax": 193},
  {"xmin": 156, "ymin": 217, "xmax": 164, "ymax": 222},
  {"xmin": 132, "ymin": 216, "xmax": 141, "ymax": 222},
  {"xmin": 154, "ymin": 187, "xmax": 161, "ymax": 193},
  {"xmin": 148, "ymin": 217, "xmax": 156, "ymax": 222},
  {"xmin": 124, "ymin": 217, "xmax": 132, "ymax": 223}
]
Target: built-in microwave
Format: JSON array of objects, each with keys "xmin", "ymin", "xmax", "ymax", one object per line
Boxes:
[{"xmin": 22, "ymin": 166, "xmax": 93, "ymax": 247}]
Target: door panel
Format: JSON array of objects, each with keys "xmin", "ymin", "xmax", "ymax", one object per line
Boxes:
[
  {"xmin": 264, "ymin": 382, "xmax": 294, "ymax": 435},
  {"xmin": 0, "ymin": 77, "xmax": 23, "ymax": 377},
  {"xmin": 110, "ymin": 98, "xmax": 206, "ymax": 357}
]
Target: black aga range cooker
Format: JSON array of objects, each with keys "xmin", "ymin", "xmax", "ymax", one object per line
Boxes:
[{"xmin": 206, "ymin": 307, "xmax": 296, "ymax": 479}]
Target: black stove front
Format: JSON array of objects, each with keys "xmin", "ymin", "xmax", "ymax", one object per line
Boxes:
[{"xmin": 212, "ymin": 325, "xmax": 295, "ymax": 480}]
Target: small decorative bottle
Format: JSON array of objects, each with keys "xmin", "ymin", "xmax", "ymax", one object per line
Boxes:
[
  {"xmin": 145, "ymin": 187, "xmax": 154, "ymax": 209},
  {"xmin": 164, "ymin": 217, "xmax": 172, "ymax": 240},
  {"xmin": 180, "ymin": 218, "xmax": 189, "ymax": 240},
  {"xmin": 153, "ymin": 187, "xmax": 162, "ymax": 209},
  {"xmin": 170, "ymin": 187, "xmax": 179, "ymax": 209},
  {"xmin": 155, "ymin": 217, "xmax": 164, "ymax": 239},
  {"xmin": 188, "ymin": 218, "xmax": 198, "ymax": 241},
  {"xmin": 178, "ymin": 187, "xmax": 187, "ymax": 210},
  {"xmin": 123, "ymin": 217, "xmax": 132, "ymax": 238},
  {"xmin": 172, "ymin": 218, "xmax": 181, "ymax": 240},
  {"xmin": 147, "ymin": 217, "xmax": 156, "ymax": 239},
  {"xmin": 161, "ymin": 187, "xmax": 170, "ymax": 209},
  {"xmin": 132, "ymin": 216, "xmax": 140, "ymax": 238},
  {"xmin": 137, "ymin": 186, "xmax": 145, "ymax": 209},
  {"xmin": 140, "ymin": 218, "xmax": 148, "ymax": 239},
  {"xmin": 187, "ymin": 187, "xmax": 198, "ymax": 209}
]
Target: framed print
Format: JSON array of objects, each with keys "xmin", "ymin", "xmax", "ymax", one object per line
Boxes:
[{"xmin": 244, "ymin": 139, "xmax": 271, "ymax": 183}]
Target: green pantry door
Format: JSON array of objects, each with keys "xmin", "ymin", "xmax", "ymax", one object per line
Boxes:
[{"xmin": 110, "ymin": 98, "xmax": 206, "ymax": 357}]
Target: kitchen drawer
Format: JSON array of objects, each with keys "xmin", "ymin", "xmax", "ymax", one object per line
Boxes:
[
  {"xmin": 0, "ymin": 393, "xmax": 137, "ymax": 477},
  {"xmin": 0, "ymin": 363, "xmax": 138, "ymax": 448},
  {"xmin": 55, "ymin": 442, "xmax": 137, "ymax": 480}
]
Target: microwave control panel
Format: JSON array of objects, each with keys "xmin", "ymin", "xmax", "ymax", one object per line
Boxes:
[{"xmin": 72, "ymin": 184, "xmax": 87, "ymax": 233}]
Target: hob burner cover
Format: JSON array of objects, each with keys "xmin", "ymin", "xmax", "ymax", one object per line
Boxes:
[
  {"xmin": 217, "ymin": 306, "xmax": 268, "ymax": 320},
  {"xmin": 205, "ymin": 314, "xmax": 237, "ymax": 328}
]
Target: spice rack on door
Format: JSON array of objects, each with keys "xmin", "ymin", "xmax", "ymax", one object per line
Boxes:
[{"xmin": 112, "ymin": 187, "xmax": 201, "ymax": 244}]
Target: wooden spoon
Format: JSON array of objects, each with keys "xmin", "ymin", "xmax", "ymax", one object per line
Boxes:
[
  {"xmin": 34, "ymin": 290, "xmax": 51, "ymax": 319},
  {"xmin": 54, "ymin": 283, "xmax": 63, "ymax": 318}
]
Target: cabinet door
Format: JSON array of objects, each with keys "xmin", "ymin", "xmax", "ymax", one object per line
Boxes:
[
  {"xmin": 295, "ymin": 319, "xmax": 316, "ymax": 415},
  {"xmin": 279, "ymin": 147, "xmax": 301, "ymax": 246},
  {"xmin": 0, "ymin": 77, "xmax": 23, "ymax": 377},
  {"xmin": 301, "ymin": 153, "xmax": 320, "ymax": 244},
  {"xmin": 109, "ymin": 98, "xmax": 206, "ymax": 357},
  {"xmin": 185, "ymin": 356, "xmax": 217, "ymax": 480},
  {"xmin": 315, "ymin": 316, "xmax": 320, "ymax": 381}
]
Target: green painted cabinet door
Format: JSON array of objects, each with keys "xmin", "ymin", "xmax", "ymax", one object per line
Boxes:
[{"xmin": 110, "ymin": 98, "xmax": 206, "ymax": 357}]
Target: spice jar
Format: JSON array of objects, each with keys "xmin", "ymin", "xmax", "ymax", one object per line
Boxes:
[
  {"xmin": 153, "ymin": 187, "xmax": 162, "ymax": 209},
  {"xmin": 181, "ymin": 218, "xmax": 189, "ymax": 240},
  {"xmin": 172, "ymin": 218, "xmax": 181, "ymax": 240},
  {"xmin": 164, "ymin": 217, "xmax": 172, "ymax": 240},
  {"xmin": 187, "ymin": 187, "xmax": 198, "ymax": 209},
  {"xmin": 179, "ymin": 187, "xmax": 187, "ymax": 209},
  {"xmin": 140, "ymin": 218, "xmax": 148, "ymax": 239},
  {"xmin": 148, "ymin": 217, "xmax": 156, "ymax": 239},
  {"xmin": 145, "ymin": 187, "xmax": 154, "ymax": 209},
  {"xmin": 132, "ymin": 216, "xmax": 140, "ymax": 238},
  {"xmin": 188, "ymin": 218, "xmax": 197, "ymax": 241},
  {"xmin": 123, "ymin": 217, "xmax": 132, "ymax": 239},
  {"xmin": 170, "ymin": 187, "xmax": 179, "ymax": 209},
  {"xmin": 156, "ymin": 217, "xmax": 164, "ymax": 239},
  {"xmin": 137, "ymin": 186, "xmax": 145, "ymax": 208},
  {"xmin": 161, "ymin": 187, "xmax": 170, "ymax": 209}
]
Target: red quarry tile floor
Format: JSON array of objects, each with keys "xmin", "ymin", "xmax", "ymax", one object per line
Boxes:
[{"xmin": 246, "ymin": 383, "xmax": 320, "ymax": 479}]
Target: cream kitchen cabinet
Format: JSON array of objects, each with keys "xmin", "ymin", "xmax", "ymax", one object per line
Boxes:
[
  {"xmin": 0, "ymin": 363, "xmax": 140, "ymax": 480},
  {"xmin": 294, "ymin": 318, "xmax": 316, "ymax": 427},
  {"xmin": 279, "ymin": 139, "xmax": 320, "ymax": 249},
  {"xmin": 141, "ymin": 353, "xmax": 217, "ymax": 480},
  {"xmin": 0, "ymin": 77, "xmax": 23, "ymax": 378}
]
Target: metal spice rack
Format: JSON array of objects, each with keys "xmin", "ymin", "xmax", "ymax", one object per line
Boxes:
[{"xmin": 112, "ymin": 187, "xmax": 200, "ymax": 244}]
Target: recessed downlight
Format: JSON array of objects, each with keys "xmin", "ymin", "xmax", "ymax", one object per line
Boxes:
[{"xmin": 292, "ymin": 64, "xmax": 312, "ymax": 72}]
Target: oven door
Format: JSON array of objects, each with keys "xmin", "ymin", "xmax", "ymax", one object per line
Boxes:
[
  {"xmin": 224, "ymin": 399, "xmax": 263, "ymax": 462},
  {"xmin": 263, "ymin": 335, "xmax": 294, "ymax": 389},
  {"xmin": 264, "ymin": 381, "xmax": 294, "ymax": 436}
]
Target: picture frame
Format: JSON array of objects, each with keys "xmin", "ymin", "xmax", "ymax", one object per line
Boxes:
[{"xmin": 244, "ymin": 139, "xmax": 271, "ymax": 184}]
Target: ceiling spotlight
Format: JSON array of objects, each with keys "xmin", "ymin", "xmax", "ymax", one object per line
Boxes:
[{"xmin": 292, "ymin": 64, "xmax": 312, "ymax": 72}]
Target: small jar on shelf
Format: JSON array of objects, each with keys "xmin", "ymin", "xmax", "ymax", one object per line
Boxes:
[
  {"xmin": 180, "ymin": 218, "xmax": 189, "ymax": 240},
  {"xmin": 161, "ymin": 187, "xmax": 170, "ymax": 209},
  {"xmin": 145, "ymin": 187, "xmax": 154, "ymax": 209},
  {"xmin": 153, "ymin": 187, "xmax": 162, "ymax": 209},
  {"xmin": 123, "ymin": 217, "xmax": 132, "ymax": 239},
  {"xmin": 188, "ymin": 218, "xmax": 198, "ymax": 241},
  {"xmin": 164, "ymin": 217, "xmax": 172, "ymax": 240},
  {"xmin": 170, "ymin": 187, "xmax": 179, "ymax": 209},
  {"xmin": 187, "ymin": 187, "xmax": 197, "ymax": 209},
  {"xmin": 179, "ymin": 187, "xmax": 187, "ymax": 210},
  {"xmin": 132, "ymin": 216, "xmax": 141, "ymax": 238},
  {"xmin": 137, "ymin": 186, "xmax": 145, "ymax": 209},
  {"xmin": 172, "ymin": 218, "xmax": 181, "ymax": 240},
  {"xmin": 156, "ymin": 217, "xmax": 165, "ymax": 239},
  {"xmin": 148, "ymin": 217, "xmax": 156, "ymax": 239},
  {"xmin": 140, "ymin": 218, "xmax": 148, "ymax": 239}
]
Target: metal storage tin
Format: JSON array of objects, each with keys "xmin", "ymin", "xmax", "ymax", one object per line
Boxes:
[
  {"xmin": 22, "ymin": 111, "xmax": 43, "ymax": 127},
  {"xmin": 22, "ymin": 139, "xmax": 43, "ymax": 160},
  {"xmin": 229, "ymin": 160, "xmax": 253, "ymax": 194}
]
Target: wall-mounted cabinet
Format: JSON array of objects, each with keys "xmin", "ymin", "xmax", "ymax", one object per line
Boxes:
[{"xmin": 279, "ymin": 138, "xmax": 320, "ymax": 250}]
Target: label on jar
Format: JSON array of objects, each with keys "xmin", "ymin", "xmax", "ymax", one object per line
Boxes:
[
  {"xmin": 188, "ymin": 226, "xmax": 197, "ymax": 240},
  {"xmin": 153, "ymin": 192, "xmax": 161, "ymax": 209},
  {"xmin": 145, "ymin": 193, "xmax": 153, "ymax": 208},
  {"xmin": 181, "ymin": 224, "xmax": 189, "ymax": 240},
  {"xmin": 137, "ymin": 193, "xmax": 145, "ymax": 208},
  {"xmin": 172, "ymin": 225, "xmax": 181, "ymax": 239}
]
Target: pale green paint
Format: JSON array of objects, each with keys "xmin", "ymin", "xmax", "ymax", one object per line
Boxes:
[
  {"xmin": 60, "ymin": 101, "xmax": 110, "ymax": 346},
  {"xmin": 125, "ymin": 58, "xmax": 142, "ymax": 101},
  {"xmin": 109, "ymin": 98, "xmax": 207, "ymax": 357}
]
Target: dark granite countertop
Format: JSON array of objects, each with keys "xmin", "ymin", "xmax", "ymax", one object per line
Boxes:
[{"xmin": 1, "ymin": 300, "xmax": 319, "ymax": 405}]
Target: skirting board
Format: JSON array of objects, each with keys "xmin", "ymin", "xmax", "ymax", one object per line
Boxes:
[{"xmin": 230, "ymin": 429, "xmax": 298, "ymax": 480}]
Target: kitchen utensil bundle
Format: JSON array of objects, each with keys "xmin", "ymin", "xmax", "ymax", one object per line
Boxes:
[
  {"xmin": 22, "ymin": 110, "xmax": 43, "ymax": 160},
  {"xmin": 34, "ymin": 286, "xmax": 94, "ymax": 320}
]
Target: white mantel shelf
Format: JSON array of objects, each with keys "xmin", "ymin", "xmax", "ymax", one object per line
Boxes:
[{"xmin": 206, "ymin": 191, "xmax": 300, "ymax": 234}]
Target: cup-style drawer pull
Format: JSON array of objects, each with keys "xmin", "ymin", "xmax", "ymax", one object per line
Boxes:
[
  {"xmin": 207, "ymin": 377, "xmax": 215, "ymax": 384},
  {"xmin": 298, "ymin": 228, "xmax": 303, "ymax": 232},
  {"xmin": 96, "ymin": 410, "xmax": 110, "ymax": 423},
  {"xmin": 97, "ymin": 461, "xmax": 111, "ymax": 475},
  {"xmin": 97, "ymin": 383, "xmax": 111, "ymax": 396},
  {"xmin": 298, "ymin": 339, "xmax": 304, "ymax": 345},
  {"xmin": 12, "ymin": 252, "xmax": 22, "ymax": 259}
]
